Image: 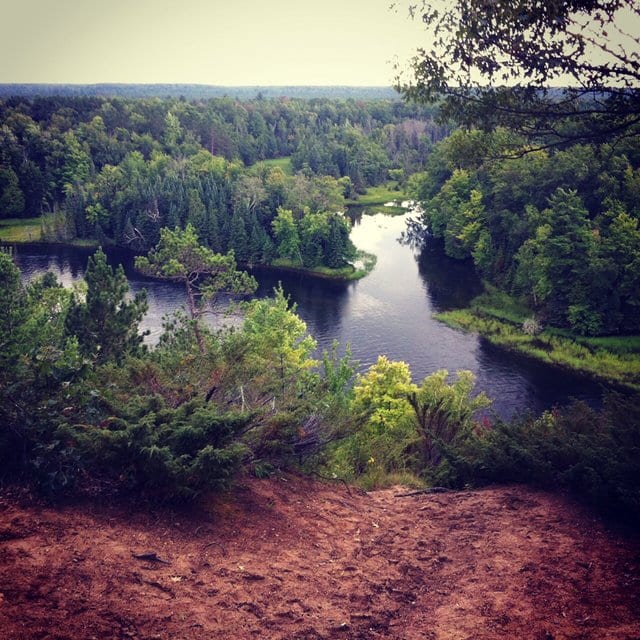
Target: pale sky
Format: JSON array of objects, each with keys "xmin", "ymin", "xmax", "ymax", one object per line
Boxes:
[{"xmin": 0, "ymin": 0, "xmax": 427, "ymax": 85}]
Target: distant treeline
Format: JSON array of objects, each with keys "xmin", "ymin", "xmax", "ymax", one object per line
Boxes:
[
  {"xmin": 0, "ymin": 95, "xmax": 445, "ymax": 269},
  {"xmin": 0, "ymin": 84, "xmax": 400, "ymax": 100}
]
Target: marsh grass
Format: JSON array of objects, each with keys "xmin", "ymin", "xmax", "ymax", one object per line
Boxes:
[
  {"xmin": 0, "ymin": 217, "xmax": 43, "ymax": 242},
  {"xmin": 436, "ymin": 309, "xmax": 640, "ymax": 390},
  {"xmin": 346, "ymin": 182, "xmax": 407, "ymax": 207},
  {"xmin": 270, "ymin": 250, "xmax": 376, "ymax": 281}
]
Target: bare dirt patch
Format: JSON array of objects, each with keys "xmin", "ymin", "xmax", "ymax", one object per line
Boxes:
[{"xmin": 0, "ymin": 477, "xmax": 639, "ymax": 639}]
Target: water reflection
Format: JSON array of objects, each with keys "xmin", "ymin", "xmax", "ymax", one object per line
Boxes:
[
  {"xmin": 251, "ymin": 265, "xmax": 352, "ymax": 343},
  {"xmin": 416, "ymin": 241, "xmax": 483, "ymax": 312}
]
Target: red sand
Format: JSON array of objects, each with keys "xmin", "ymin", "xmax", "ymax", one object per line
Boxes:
[{"xmin": 1, "ymin": 477, "xmax": 639, "ymax": 639}]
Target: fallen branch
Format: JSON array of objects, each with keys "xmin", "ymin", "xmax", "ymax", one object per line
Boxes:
[
  {"xmin": 395, "ymin": 487, "xmax": 452, "ymax": 497},
  {"xmin": 309, "ymin": 471, "xmax": 353, "ymax": 496}
]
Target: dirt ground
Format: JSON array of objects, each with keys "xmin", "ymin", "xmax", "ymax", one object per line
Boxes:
[{"xmin": 0, "ymin": 476, "xmax": 639, "ymax": 640}]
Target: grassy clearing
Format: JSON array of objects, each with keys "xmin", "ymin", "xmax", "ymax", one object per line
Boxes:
[
  {"xmin": 0, "ymin": 217, "xmax": 98, "ymax": 247},
  {"xmin": 346, "ymin": 182, "xmax": 408, "ymax": 208},
  {"xmin": 0, "ymin": 217, "xmax": 43, "ymax": 242},
  {"xmin": 436, "ymin": 308, "xmax": 640, "ymax": 390},
  {"xmin": 253, "ymin": 156, "xmax": 293, "ymax": 175},
  {"xmin": 270, "ymin": 251, "xmax": 376, "ymax": 281}
]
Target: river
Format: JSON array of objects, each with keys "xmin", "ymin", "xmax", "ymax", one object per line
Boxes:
[{"xmin": 9, "ymin": 209, "xmax": 604, "ymax": 419}]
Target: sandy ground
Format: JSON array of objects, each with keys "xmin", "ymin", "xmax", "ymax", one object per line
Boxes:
[{"xmin": 0, "ymin": 476, "xmax": 639, "ymax": 640}]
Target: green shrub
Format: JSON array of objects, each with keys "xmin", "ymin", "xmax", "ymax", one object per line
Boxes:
[
  {"xmin": 59, "ymin": 396, "xmax": 250, "ymax": 501},
  {"xmin": 326, "ymin": 357, "xmax": 490, "ymax": 482}
]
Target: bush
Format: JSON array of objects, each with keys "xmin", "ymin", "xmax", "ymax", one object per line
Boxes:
[
  {"xmin": 59, "ymin": 396, "xmax": 250, "ymax": 501},
  {"xmin": 437, "ymin": 392, "xmax": 640, "ymax": 522},
  {"xmin": 522, "ymin": 317, "xmax": 542, "ymax": 335},
  {"xmin": 325, "ymin": 357, "xmax": 490, "ymax": 483}
]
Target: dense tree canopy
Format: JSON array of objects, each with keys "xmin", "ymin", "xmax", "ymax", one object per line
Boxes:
[
  {"xmin": 409, "ymin": 128, "xmax": 640, "ymax": 334},
  {"xmin": 0, "ymin": 95, "xmax": 445, "ymax": 275}
]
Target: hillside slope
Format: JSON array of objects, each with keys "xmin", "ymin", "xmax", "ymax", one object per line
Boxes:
[{"xmin": 1, "ymin": 477, "xmax": 639, "ymax": 639}]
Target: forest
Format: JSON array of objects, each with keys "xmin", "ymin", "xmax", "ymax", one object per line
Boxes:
[
  {"xmin": 408, "ymin": 129, "xmax": 640, "ymax": 336},
  {"xmin": 0, "ymin": 84, "xmax": 400, "ymax": 100},
  {"xmin": 0, "ymin": 95, "xmax": 444, "ymax": 274},
  {"xmin": 0, "ymin": 86, "xmax": 639, "ymax": 519}
]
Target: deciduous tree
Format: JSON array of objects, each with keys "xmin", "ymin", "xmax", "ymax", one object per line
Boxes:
[{"xmin": 396, "ymin": 0, "xmax": 640, "ymax": 148}]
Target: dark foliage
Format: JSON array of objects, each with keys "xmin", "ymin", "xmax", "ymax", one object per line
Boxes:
[
  {"xmin": 436, "ymin": 393, "xmax": 640, "ymax": 522},
  {"xmin": 58, "ymin": 395, "xmax": 250, "ymax": 501},
  {"xmin": 410, "ymin": 129, "xmax": 640, "ymax": 334},
  {"xmin": 65, "ymin": 248, "xmax": 148, "ymax": 363}
]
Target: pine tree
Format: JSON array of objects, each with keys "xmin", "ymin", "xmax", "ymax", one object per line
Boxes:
[
  {"xmin": 135, "ymin": 225, "xmax": 256, "ymax": 353},
  {"xmin": 66, "ymin": 248, "xmax": 148, "ymax": 363}
]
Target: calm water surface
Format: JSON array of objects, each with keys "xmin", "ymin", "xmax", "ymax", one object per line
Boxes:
[{"xmin": 10, "ymin": 210, "xmax": 604, "ymax": 418}]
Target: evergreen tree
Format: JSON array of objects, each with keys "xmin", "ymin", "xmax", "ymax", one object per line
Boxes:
[
  {"xmin": 66, "ymin": 248, "xmax": 148, "ymax": 363},
  {"xmin": 325, "ymin": 214, "xmax": 355, "ymax": 268},
  {"xmin": 0, "ymin": 165, "xmax": 25, "ymax": 217},
  {"xmin": 228, "ymin": 207, "xmax": 250, "ymax": 263}
]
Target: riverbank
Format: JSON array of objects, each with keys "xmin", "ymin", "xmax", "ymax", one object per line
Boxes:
[
  {"xmin": 346, "ymin": 182, "xmax": 408, "ymax": 214},
  {"xmin": 436, "ymin": 290, "xmax": 640, "ymax": 390},
  {"xmin": 2, "ymin": 476, "xmax": 638, "ymax": 639},
  {"xmin": 1, "ymin": 216, "xmax": 376, "ymax": 283},
  {"xmin": 0, "ymin": 216, "xmax": 100, "ymax": 247},
  {"xmin": 0, "ymin": 216, "xmax": 43, "ymax": 242}
]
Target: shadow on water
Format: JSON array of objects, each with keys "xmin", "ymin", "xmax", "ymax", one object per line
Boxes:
[
  {"xmin": 250, "ymin": 265, "xmax": 352, "ymax": 341},
  {"xmin": 476, "ymin": 339, "xmax": 606, "ymax": 418},
  {"xmin": 416, "ymin": 239, "xmax": 484, "ymax": 312}
]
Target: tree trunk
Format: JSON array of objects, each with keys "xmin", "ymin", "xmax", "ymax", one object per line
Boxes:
[{"xmin": 184, "ymin": 279, "xmax": 205, "ymax": 354}]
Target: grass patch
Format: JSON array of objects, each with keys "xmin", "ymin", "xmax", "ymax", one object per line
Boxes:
[
  {"xmin": 467, "ymin": 286, "xmax": 640, "ymax": 356},
  {"xmin": 0, "ymin": 217, "xmax": 43, "ymax": 242},
  {"xmin": 549, "ymin": 331, "xmax": 640, "ymax": 355},
  {"xmin": 67, "ymin": 238, "xmax": 100, "ymax": 248},
  {"xmin": 350, "ymin": 250, "xmax": 377, "ymax": 279},
  {"xmin": 253, "ymin": 156, "xmax": 293, "ymax": 175},
  {"xmin": 436, "ymin": 308, "xmax": 640, "ymax": 390},
  {"xmin": 0, "ymin": 217, "xmax": 98, "ymax": 247},
  {"xmin": 348, "ymin": 204, "xmax": 407, "ymax": 216},
  {"xmin": 346, "ymin": 182, "xmax": 408, "ymax": 207},
  {"xmin": 355, "ymin": 470, "xmax": 426, "ymax": 492},
  {"xmin": 469, "ymin": 285, "xmax": 531, "ymax": 325}
]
